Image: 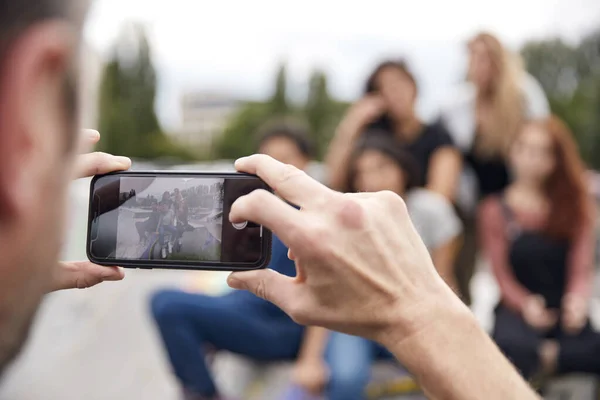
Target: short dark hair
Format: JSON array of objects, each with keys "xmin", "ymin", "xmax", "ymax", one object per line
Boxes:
[
  {"xmin": 0, "ymin": 0, "xmax": 82, "ymax": 50},
  {"xmin": 0, "ymin": 0, "xmax": 86, "ymax": 151},
  {"xmin": 256, "ymin": 119, "xmax": 314, "ymax": 159},
  {"xmin": 345, "ymin": 130, "xmax": 422, "ymax": 193}
]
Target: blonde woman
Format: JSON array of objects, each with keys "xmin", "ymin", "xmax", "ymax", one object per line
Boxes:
[{"xmin": 439, "ymin": 32, "xmax": 550, "ymax": 304}]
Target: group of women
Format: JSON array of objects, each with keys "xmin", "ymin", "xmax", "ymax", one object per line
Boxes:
[
  {"xmin": 291, "ymin": 31, "xmax": 600, "ymax": 399},
  {"xmin": 151, "ymin": 31, "xmax": 600, "ymax": 400}
]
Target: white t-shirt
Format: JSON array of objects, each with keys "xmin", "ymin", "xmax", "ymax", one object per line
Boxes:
[{"xmin": 405, "ymin": 189, "xmax": 463, "ymax": 251}]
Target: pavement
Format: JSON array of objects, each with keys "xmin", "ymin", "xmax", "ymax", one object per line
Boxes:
[{"xmin": 0, "ymin": 173, "xmax": 599, "ymax": 400}]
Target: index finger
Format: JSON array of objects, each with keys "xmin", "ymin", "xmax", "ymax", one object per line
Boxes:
[{"xmin": 235, "ymin": 154, "xmax": 330, "ymax": 207}]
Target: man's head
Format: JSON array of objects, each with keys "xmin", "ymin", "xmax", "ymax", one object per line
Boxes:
[
  {"xmin": 0, "ymin": 0, "xmax": 88, "ymax": 373},
  {"xmin": 256, "ymin": 120, "xmax": 313, "ymax": 171}
]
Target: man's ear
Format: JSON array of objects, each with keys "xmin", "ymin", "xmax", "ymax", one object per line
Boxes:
[{"xmin": 0, "ymin": 22, "xmax": 77, "ymax": 223}]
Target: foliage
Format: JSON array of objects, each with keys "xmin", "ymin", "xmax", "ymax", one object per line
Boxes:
[
  {"xmin": 522, "ymin": 30, "xmax": 600, "ymax": 169},
  {"xmin": 214, "ymin": 64, "xmax": 350, "ymax": 160},
  {"xmin": 97, "ymin": 24, "xmax": 196, "ymax": 162}
]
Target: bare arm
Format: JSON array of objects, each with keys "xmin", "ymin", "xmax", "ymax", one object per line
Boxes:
[
  {"xmin": 565, "ymin": 201, "xmax": 596, "ymax": 301},
  {"xmin": 325, "ymin": 120, "xmax": 363, "ymax": 191},
  {"xmin": 431, "ymin": 235, "xmax": 460, "ymax": 294},
  {"xmin": 427, "ymin": 147, "xmax": 462, "ymax": 201},
  {"xmin": 325, "ymin": 95, "xmax": 385, "ymax": 190},
  {"xmin": 296, "ymin": 326, "xmax": 329, "ymax": 362},
  {"xmin": 478, "ymin": 198, "xmax": 532, "ymax": 312},
  {"xmin": 382, "ymin": 302, "xmax": 539, "ymax": 400}
]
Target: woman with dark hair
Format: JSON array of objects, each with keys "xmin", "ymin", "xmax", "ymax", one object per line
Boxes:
[
  {"xmin": 326, "ymin": 60, "xmax": 462, "ymax": 201},
  {"xmin": 479, "ymin": 116, "xmax": 600, "ymax": 382},
  {"xmin": 289, "ymin": 133, "xmax": 462, "ymax": 400}
]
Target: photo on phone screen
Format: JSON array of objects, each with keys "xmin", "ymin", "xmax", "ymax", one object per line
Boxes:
[{"xmin": 87, "ymin": 172, "xmax": 271, "ymax": 270}]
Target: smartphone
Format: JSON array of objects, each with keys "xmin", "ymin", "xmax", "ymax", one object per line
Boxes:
[{"xmin": 87, "ymin": 171, "xmax": 272, "ymax": 271}]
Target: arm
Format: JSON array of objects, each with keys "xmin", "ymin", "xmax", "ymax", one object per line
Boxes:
[
  {"xmin": 292, "ymin": 327, "xmax": 330, "ymax": 393},
  {"xmin": 427, "ymin": 147, "xmax": 462, "ymax": 201},
  {"xmin": 478, "ymin": 198, "xmax": 531, "ymax": 312},
  {"xmin": 565, "ymin": 201, "xmax": 596, "ymax": 301},
  {"xmin": 296, "ymin": 326, "xmax": 329, "ymax": 363},
  {"xmin": 383, "ymin": 303, "xmax": 539, "ymax": 400},
  {"xmin": 431, "ymin": 235, "xmax": 461, "ymax": 294},
  {"xmin": 325, "ymin": 120, "xmax": 363, "ymax": 191},
  {"xmin": 325, "ymin": 96, "xmax": 385, "ymax": 190}
]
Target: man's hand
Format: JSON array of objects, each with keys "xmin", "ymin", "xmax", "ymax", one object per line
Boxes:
[
  {"xmin": 73, "ymin": 129, "xmax": 132, "ymax": 179},
  {"xmin": 52, "ymin": 262, "xmax": 124, "ymax": 291},
  {"xmin": 227, "ymin": 155, "xmax": 539, "ymax": 400},
  {"xmin": 226, "ymin": 154, "xmax": 456, "ymax": 343},
  {"xmin": 49, "ymin": 129, "xmax": 131, "ymax": 293}
]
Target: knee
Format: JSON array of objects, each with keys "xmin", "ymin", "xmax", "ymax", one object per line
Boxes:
[
  {"xmin": 328, "ymin": 363, "xmax": 369, "ymax": 397},
  {"xmin": 150, "ymin": 290, "xmax": 185, "ymax": 326}
]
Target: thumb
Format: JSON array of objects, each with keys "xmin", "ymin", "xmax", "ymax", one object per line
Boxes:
[{"xmin": 227, "ymin": 269, "xmax": 296, "ymax": 310}]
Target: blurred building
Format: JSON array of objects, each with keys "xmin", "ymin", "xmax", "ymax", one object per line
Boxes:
[{"xmin": 174, "ymin": 92, "xmax": 240, "ymax": 154}]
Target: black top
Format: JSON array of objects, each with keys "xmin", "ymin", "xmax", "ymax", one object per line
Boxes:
[
  {"xmin": 370, "ymin": 121, "xmax": 455, "ymax": 188},
  {"xmin": 464, "ymin": 133, "xmax": 510, "ymax": 199}
]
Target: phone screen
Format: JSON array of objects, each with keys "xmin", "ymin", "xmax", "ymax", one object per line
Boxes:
[{"xmin": 88, "ymin": 172, "xmax": 271, "ymax": 270}]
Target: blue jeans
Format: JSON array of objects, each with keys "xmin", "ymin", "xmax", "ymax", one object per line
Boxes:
[
  {"xmin": 150, "ymin": 290, "xmax": 303, "ymax": 397},
  {"xmin": 326, "ymin": 332, "xmax": 395, "ymax": 400},
  {"xmin": 159, "ymin": 225, "xmax": 178, "ymax": 246}
]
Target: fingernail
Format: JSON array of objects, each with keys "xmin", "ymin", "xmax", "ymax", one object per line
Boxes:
[
  {"xmin": 234, "ymin": 157, "xmax": 248, "ymax": 166},
  {"xmin": 85, "ymin": 129, "xmax": 100, "ymax": 139},
  {"xmin": 115, "ymin": 156, "xmax": 131, "ymax": 166}
]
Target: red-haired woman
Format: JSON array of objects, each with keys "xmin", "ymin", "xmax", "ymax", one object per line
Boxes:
[{"xmin": 479, "ymin": 116, "xmax": 600, "ymax": 380}]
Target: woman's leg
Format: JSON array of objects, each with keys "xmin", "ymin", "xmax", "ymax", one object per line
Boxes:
[
  {"xmin": 493, "ymin": 305, "xmax": 542, "ymax": 380},
  {"xmin": 325, "ymin": 332, "xmax": 377, "ymax": 400},
  {"xmin": 150, "ymin": 290, "xmax": 303, "ymax": 398}
]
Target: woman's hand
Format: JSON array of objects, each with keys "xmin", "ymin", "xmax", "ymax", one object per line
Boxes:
[
  {"xmin": 339, "ymin": 95, "xmax": 386, "ymax": 137},
  {"xmin": 562, "ymin": 293, "xmax": 588, "ymax": 335},
  {"xmin": 522, "ymin": 295, "xmax": 557, "ymax": 331},
  {"xmin": 291, "ymin": 358, "xmax": 329, "ymax": 395}
]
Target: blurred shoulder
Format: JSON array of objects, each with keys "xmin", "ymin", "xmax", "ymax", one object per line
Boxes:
[{"xmin": 520, "ymin": 73, "xmax": 550, "ymax": 119}]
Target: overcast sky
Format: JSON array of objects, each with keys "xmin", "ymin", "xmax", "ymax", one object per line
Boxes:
[{"xmin": 84, "ymin": 0, "xmax": 600, "ymax": 130}]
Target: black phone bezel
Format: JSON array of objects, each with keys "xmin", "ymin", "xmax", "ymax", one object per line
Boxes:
[{"xmin": 86, "ymin": 170, "xmax": 272, "ymax": 271}]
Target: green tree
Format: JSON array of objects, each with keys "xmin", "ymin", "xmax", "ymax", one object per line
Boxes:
[
  {"xmin": 214, "ymin": 102, "xmax": 273, "ymax": 159},
  {"xmin": 214, "ymin": 65, "xmax": 350, "ymax": 161},
  {"xmin": 522, "ymin": 30, "xmax": 600, "ymax": 169},
  {"xmin": 271, "ymin": 63, "xmax": 288, "ymax": 115},
  {"xmin": 304, "ymin": 70, "xmax": 351, "ymax": 158},
  {"xmin": 97, "ymin": 23, "xmax": 195, "ymax": 162}
]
